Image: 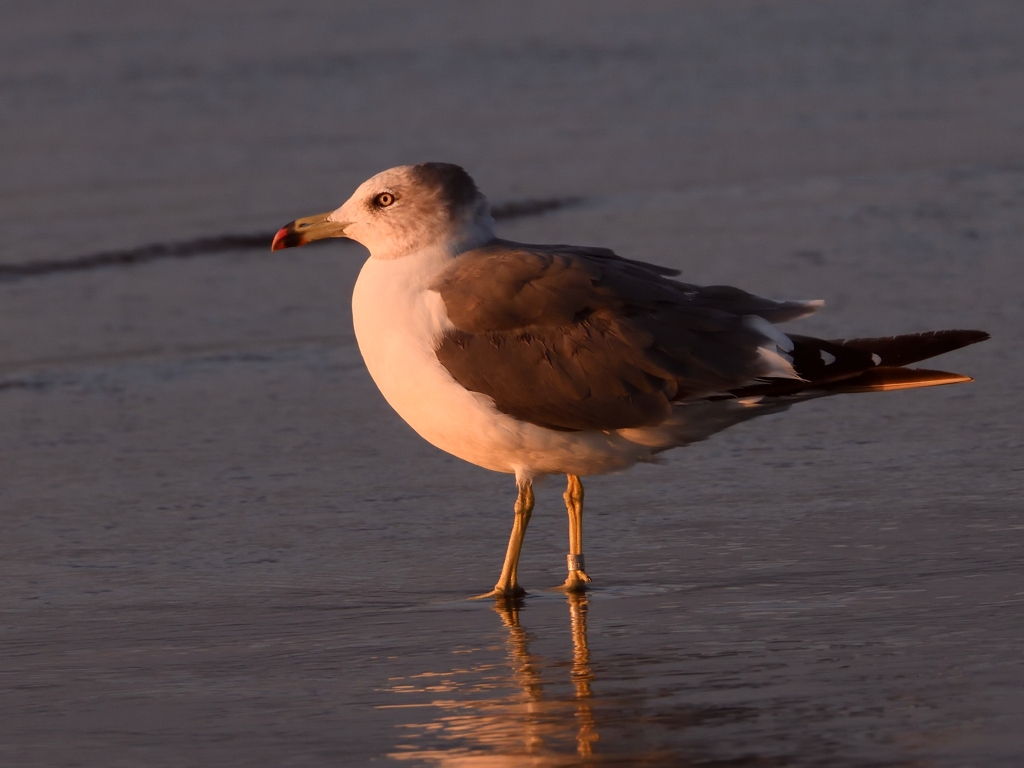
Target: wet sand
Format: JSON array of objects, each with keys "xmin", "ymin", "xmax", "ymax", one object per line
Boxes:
[{"xmin": 2, "ymin": 2, "xmax": 1022, "ymax": 766}]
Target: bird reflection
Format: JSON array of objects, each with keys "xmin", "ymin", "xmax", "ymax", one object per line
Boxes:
[
  {"xmin": 496, "ymin": 594, "xmax": 598, "ymax": 759},
  {"xmin": 566, "ymin": 594, "xmax": 598, "ymax": 757},
  {"xmin": 387, "ymin": 593, "xmax": 599, "ymax": 765}
]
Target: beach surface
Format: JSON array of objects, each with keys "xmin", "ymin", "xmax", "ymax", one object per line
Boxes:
[{"xmin": 2, "ymin": 2, "xmax": 1022, "ymax": 765}]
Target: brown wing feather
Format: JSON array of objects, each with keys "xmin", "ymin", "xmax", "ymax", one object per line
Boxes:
[
  {"xmin": 436, "ymin": 313, "xmax": 676, "ymax": 431},
  {"xmin": 432, "ymin": 241, "xmax": 815, "ymax": 431}
]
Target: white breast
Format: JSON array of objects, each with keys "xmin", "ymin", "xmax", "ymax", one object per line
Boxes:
[
  {"xmin": 350, "ymin": 250, "xmax": 656, "ymax": 479},
  {"xmin": 351, "ymin": 249, "xmax": 522, "ymax": 474}
]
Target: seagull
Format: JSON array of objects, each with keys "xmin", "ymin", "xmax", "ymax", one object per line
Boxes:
[{"xmin": 272, "ymin": 162, "xmax": 988, "ymax": 598}]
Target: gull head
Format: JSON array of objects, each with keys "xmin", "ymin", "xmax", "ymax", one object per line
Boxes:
[{"xmin": 272, "ymin": 163, "xmax": 495, "ymax": 260}]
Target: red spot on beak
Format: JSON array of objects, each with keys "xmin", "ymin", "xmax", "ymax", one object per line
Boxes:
[{"xmin": 271, "ymin": 225, "xmax": 303, "ymax": 251}]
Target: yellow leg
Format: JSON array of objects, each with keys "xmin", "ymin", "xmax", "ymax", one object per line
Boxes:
[
  {"xmin": 474, "ymin": 481, "xmax": 534, "ymax": 599},
  {"xmin": 561, "ymin": 475, "xmax": 593, "ymax": 592}
]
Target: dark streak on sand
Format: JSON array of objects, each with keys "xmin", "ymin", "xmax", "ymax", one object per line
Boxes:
[{"xmin": 0, "ymin": 197, "xmax": 581, "ymax": 280}]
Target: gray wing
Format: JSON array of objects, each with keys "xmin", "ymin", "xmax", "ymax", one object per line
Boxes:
[{"xmin": 432, "ymin": 240, "xmax": 818, "ymax": 431}]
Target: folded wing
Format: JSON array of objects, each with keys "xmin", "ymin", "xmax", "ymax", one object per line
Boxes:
[{"xmin": 431, "ymin": 241, "xmax": 820, "ymax": 431}]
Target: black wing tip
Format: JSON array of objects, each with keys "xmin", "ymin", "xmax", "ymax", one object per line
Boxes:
[
  {"xmin": 922, "ymin": 329, "xmax": 991, "ymax": 351},
  {"xmin": 829, "ymin": 329, "xmax": 990, "ymax": 367},
  {"xmin": 922, "ymin": 329, "xmax": 989, "ymax": 343}
]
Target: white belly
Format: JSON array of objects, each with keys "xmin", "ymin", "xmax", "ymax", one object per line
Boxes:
[{"xmin": 350, "ymin": 251, "xmax": 653, "ymax": 479}]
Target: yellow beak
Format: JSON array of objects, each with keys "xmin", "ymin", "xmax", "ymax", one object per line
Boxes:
[{"xmin": 271, "ymin": 211, "xmax": 351, "ymax": 251}]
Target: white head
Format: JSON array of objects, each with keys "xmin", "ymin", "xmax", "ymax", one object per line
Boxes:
[{"xmin": 272, "ymin": 163, "xmax": 495, "ymax": 260}]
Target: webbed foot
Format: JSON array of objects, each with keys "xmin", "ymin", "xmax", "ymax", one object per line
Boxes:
[
  {"xmin": 560, "ymin": 570, "xmax": 592, "ymax": 593},
  {"xmin": 471, "ymin": 584, "xmax": 528, "ymax": 600}
]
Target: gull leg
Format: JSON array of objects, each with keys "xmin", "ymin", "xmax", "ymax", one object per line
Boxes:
[
  {"xmin": 561, "ymin": 475, "xmax": 593, "ymax": 592},
  {"xmin": 474, "ymin": 480, "xmax": 534, "ymax": 599}
]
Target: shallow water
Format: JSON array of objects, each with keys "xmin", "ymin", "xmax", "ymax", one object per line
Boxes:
[{"xmin": 2, "ymin": 2, "xmax": 1023, "ymax": 766}]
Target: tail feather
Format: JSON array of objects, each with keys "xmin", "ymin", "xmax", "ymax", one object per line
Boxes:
[
  {"xmin": 818, "ymin": 366, "xmax": 973, "ymax": 393},
  {"xmin": 726, "ymin": 329, "xmax": 988, "ymax": 398}
]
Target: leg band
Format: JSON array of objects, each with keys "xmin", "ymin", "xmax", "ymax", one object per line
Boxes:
[{"xmin": 567, "ymin": 553, "xmax": 586, "ymax": 572}]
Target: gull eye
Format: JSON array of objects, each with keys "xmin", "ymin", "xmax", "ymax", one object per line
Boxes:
[{"xmin": 373, "ymin": 192, "xmax": 396, "ymax": 208}]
